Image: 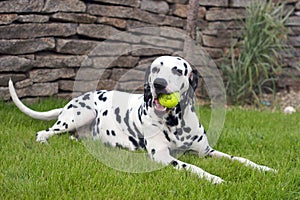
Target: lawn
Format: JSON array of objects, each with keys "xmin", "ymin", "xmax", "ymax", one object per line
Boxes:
[{"xmin": 0, "ymin": 99, "xmax": 299, "ymax": 199}]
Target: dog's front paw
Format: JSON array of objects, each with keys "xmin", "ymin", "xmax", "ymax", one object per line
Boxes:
[
  {"xmin": 259, "ymin": 165, "xmax": 278, "ymax": 173},
  {"xmin": 210, "ymin": 175, "xmax": 225, "ymax": 184},
  {"xmin": 36, "ymin": 131, "xmax": 48, "ymax": 143}
]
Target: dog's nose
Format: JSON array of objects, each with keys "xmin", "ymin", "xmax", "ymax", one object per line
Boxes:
[{"xmin": 153, "ymin": 78, "xmax": 168, "ymax": 90}]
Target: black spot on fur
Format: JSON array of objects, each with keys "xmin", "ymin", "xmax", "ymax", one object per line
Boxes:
[
  {"xmin": 191, "ymin": 135, "xmax": 198, "ymax": 141},
  {"xmin": 83, "ymin": 93, "xmax": 90, "ymax": 100},
  {"xmin": 160, "ymin": 61, "xmax": 163, "ymax": 65},
  {"xmin": 163, "ymin": 130, "xmax": 171, "ymax": 142},
  {"xmin": 54, "ymin": 128, "xmax": 60, "ymax": 131},
  {"xmin": 111, "ymin": 130, "xmax": 116, "ymax": 136},
  {"xmin": 106, "ymin": 130, "xmax": 110, "ymax": 136},
  {"xmin": 67, "ymin": 104, "xmax": 73, "ymax": 109},
  {"xmin": 183, "ymin": 63, "xmax": 188, "ymax": 76},
  {"xmin": 86, "ymin": 105, "xmax": 92, "ymax": 110},
  {"xmin": 182, "ymin": 164, "xmax": 187, "ymax": 168},
  {"xmin": 197, "ymin": 135, "xmax": 203, "ymax": 142},
  {"xmin": 171, "ymin": 160, "xmax": 178, "ymax": 167},
  {"xmin": 166, "ymin": 114, "xmax": 178, "ymax": 126},
  {"xmin": 79, "ymin": 102, "xmax": 86, "ymax": 107},
  {"xmin": 114, "ymin": 107, "xmax": 122, "ymax": 123},
  {"xmin": 172, "ymin": 66, "xmax": 183, "ymax": 76},
  {"xmin": 128, "ymin": 136, "xmax": 139, "ymax": 149},
  {"xmin": 98, "ymin": 93, "xmax": 107, "ymax": 102},
  {"xmin": 103, "ymin": 110, "xmax": 108, "ymax": 116},
  {"xmin": 77, "ymin": 111, "xmax": 81, "ymax": 115},
  {"xmin": 56, "ymin": 121, "xmax": 61, "ymax": 125},
  {"xmin": 177, "ymin": 57, "xmax": 181, "ymax": 60},
  {"xmin": 183, "ymin": 127, "xmax": 191, "ymax": 133},
  {"xmin": 151, "ymin": 149, "xmax": 156, "ymax": 155},
  {"xmin": 124, "ymin": 110, "xmax": 137, "ymax": 138}
]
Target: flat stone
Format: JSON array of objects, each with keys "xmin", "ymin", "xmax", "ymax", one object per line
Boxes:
[
  {"xmin": 141, "ymin": 35, "xmax": 184, "ymax": 50},
  {"xmin": 17, "ymin": 82, "xmax": 58, "ymax": 97},
  {"xmin": 112, "ymin": 69, "xmax": 144, "ymax": 82},
  {"xmin": 289, "ymin": 27, "xmax": 300, "ymax": 36},
  {"xmin": 115, "ymin": 81, "xmax": 143, "ymax": 92},
  {"xmin": 77, "ymin": 24, "xmax": 121, "ymax": 40},
  {"xmin": 160, "ymin": 27, "xmax": 186, "ymax": 39},
  {"xmin": 207, "ymin": 21, "xmax": 243, "ymax": 30},
  {"xmin": 166, "ymin": 0, "xmax": 187, "ymax": 3},
  {"xmin": 203, "ymin": 47, "xmax": 223, "ymax": 58},
  {"xmin": 42, "ymin": 0, "xmax": 86, "ymax": 12},
  {"xmin": 58, "ymin": 80, "xmax": 75, "ymax": 91},
  {"xmin": 97, "ymin": 79, "xmax": 117, "ymax": 91},
  {"xmin": 286, "ymin": 16, "xmax": 300, "ymax": 26},
  {"xmin": 0, "ymin": 38, "xmax": 55, "ymax": 54},
  {"xmin": 56, "ymin": 39, "xmax": 97, "ymax": 55},
  {"xmin": 89, "ymin": 43, "xmax": 131, "ymax": 56},
  {"xmin": 140, "ymin": 0, "xmax": 169, "ymax": 14},
  {"xmin": 0, "ymin": 23, "xmax": 77, "ymax": 39},
  {"xmin": 206, "ymin": 8, "xmax": 245, "ymax": 21},
  {"xmin": 60, "ymin": 80, "xmax": 117, "ymax": 92},
  {"xmin": 131, "ymin": 45, "xmax": 172, "ymax": 56},
  {"xmin": 173, "ymin": 4, "xmax": 206, "ymax": 19},
  {"xmin": 110, "ymin": 56, "xmax": 140, "ymax": 68},
  {"xmin": 0, "ymin": 14, "xmax": 18, "ymax": 25},
  {"xmin": 0, "ymin": 74, "xmax": 26, "ymax": 87},
  {"xmin": 202, "ymin": 29, "xmax": 243, "ymax": 38},
  {"xmin": 51, "ymin": 13, "xmax": 97, "ymax": 24},
  {"xmin": 288, "ymin": 36, "xmax": 300, "ymax": 47},
  {"xmin": 230, "ymin": 0, "xmax": 255, "ymax": 7},
  {"xmin": 162, "ymin": 15, "xmax": 185, "ymax": 27},
  {"xmin": 88, "ymin": 5, "xmax": 134, "ymax": 18},
  {"xmin": 18, "ymin": 15, "xmax": 49, "ymax": 23},
  {"xmin": 0, "ymin": 0, "xmax": 44, "ymax": 13},
  {"xmin": 76, "ymin": 68, "xmax": 111, "ymax": 81},
  {"xmin": 29, "ymin": 68, "xmax": 76, "ymax": 83},
  {"xmin": 32, "ymin": 55, "xmax": 87, "ymax": 68},
  {"xmin": 93, "ymin": 0, "xmax": 140, "ymax": 7},
  {"xmin": 133, "ymin": 9, "xmax": 165, "ymax": 24},
  {"xmin": 199, "ymin": 0, "xmax": 228, "ymax": 7},
  {"xmin": 0, "ymin": 56, "xmax": 32, "ymax": 72},
  {"xmin": 15, "ymin": 79, "xmax": 33, "ymax": 89},
  {"xmin": 97, "ymin": 17, "xmax": 127, "ymax": 29},
  {"xmin": 202, "ymin": 35, "xmax": 237, "ymax": 48}
]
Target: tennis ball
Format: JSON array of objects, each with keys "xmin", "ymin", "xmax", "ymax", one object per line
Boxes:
[{"xmin": 158, "ymin": 92, "xmax": 180, "ymax": 108}]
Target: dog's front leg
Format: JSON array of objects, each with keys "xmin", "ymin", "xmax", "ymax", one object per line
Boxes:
[
  {"xmin": 209, "ymin": 150, "xmax": 277, "ymax": 173},
  {"xmin": 146, "ymin": 142, "xmax": 224, "ymax": 184}
]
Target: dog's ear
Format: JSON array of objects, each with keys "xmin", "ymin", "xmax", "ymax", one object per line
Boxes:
[
  {"xmin": 144, "ymin": 65, "xmax": 152, "ymax": 106},
  {"xmin": 188, "ymin": 68, "xmax": 199, "ymax": 98}
]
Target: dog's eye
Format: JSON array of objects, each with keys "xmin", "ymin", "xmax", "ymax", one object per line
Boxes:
[{"xmin": 172, "ymin": 67, "xmax": 183, "ymax": 76}]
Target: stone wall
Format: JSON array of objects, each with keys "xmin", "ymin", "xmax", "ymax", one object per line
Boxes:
[{"xmin": 0, "ymin": 0, "xmax": 299, "ymax": 101}]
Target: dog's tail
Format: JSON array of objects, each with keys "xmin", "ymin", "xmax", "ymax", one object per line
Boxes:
[{"xmin": 8, "ymin": 79, "xmax": 63, "ymax": 120}]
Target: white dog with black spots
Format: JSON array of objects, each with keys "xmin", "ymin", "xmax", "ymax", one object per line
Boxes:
[{"xmin": 9, "ymin": 56, "xmax": 276, "ymax": 184}]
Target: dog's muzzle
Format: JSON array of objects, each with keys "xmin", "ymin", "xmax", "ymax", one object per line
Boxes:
[{"xmin": 152, "ymin": 78, "xmax": 176, "ymax": 114}]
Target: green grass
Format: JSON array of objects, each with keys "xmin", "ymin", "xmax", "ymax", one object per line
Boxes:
[{"xmin": 1, "ymin": 99, "xmax": 299, "ymax": 199}]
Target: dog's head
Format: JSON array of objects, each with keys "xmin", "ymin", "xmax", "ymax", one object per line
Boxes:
[{"xmin": 144, "ymin": 56, "xmax": 198, "ymax": 114}]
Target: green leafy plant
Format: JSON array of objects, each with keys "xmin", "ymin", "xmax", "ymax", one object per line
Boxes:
[{"xmin": 221, "ymin": 1, "xmax": 292, "ymax": 105}]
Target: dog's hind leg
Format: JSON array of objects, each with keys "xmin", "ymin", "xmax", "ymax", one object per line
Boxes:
[
  {"xmin": 208, "ymin": 150, "xmax": 277, "ymax": 172},
  {"xmin": 36, "ymin": 108, "xmax": 96, "ymax": 143},
  {"xmin": 36, "ymin": 120, "xmax": 78, "ymax": 143}
]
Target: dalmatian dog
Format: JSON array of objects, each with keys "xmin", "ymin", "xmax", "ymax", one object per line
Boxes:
[{"xmin": 9, "ymin": 56, "xmax": 275, "ymax": 184}]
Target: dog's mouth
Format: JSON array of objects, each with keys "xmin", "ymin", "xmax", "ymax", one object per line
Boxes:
[{"xmin": 153, "ymin": 98, "xmax": 168, "ymax": 112}]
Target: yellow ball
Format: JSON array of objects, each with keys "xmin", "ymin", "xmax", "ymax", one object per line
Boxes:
[{"xmin": 158, "ymin": 92, "xmax": 180, "ymax": 108}]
